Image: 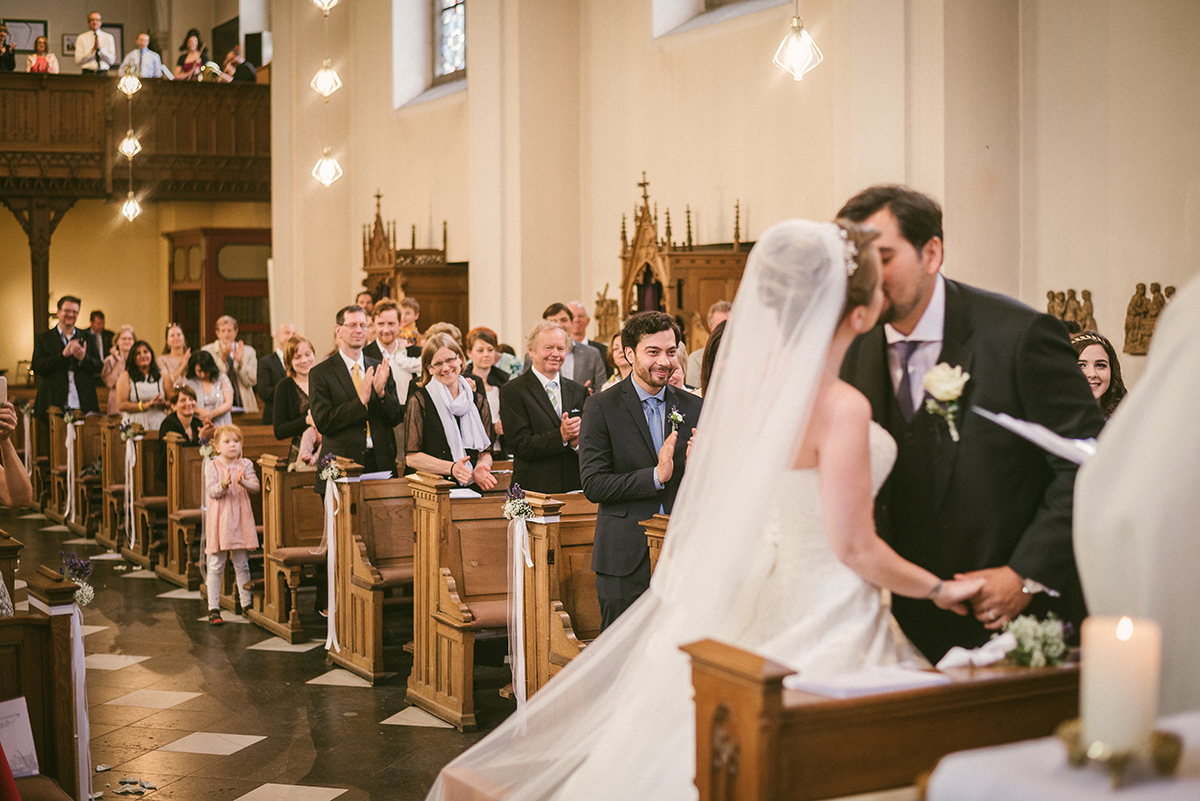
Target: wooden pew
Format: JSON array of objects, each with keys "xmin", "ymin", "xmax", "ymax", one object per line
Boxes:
[
  {"xmin": 682, "ymin": 639, "xmax": 1080, "ymax": 801},
  {"xmin": 30, "ymin": 414, "xmax": 51, "ymax": 512},
  {"xmin": 0, "ymin": 569, "xmax": 81, "ymax": 801},
  {"xmin": 66, "ymin": 414, "xmax": 104, "ymax": 537},
  {"xmin": 644, "ymin": 513, "xmax": 669, "ymax": 574},
  {"xmin": 123, "ymin": 431, "xmax": 167, "ymax": 568},
  {"xmin": 247, "ymin": 454, "xmax": 326, "ymax": 642},
  {"xmin": 517, "ymin": 493, "xmax": 599, "ymax": 698},
  {"xmin": 45, "ymin": 407, "xmax": 69, "ymax": 523},
  {"xmin": 328, "ymin": 467, "xmax": 416, "ymax": 681},
  {"xmin": 156, "ymin": 426, "xmax": 287, "ymax": 591},
  {"xmin": 97, "ymin": 416, "xmax": 127, "ymax": 549},
  {"xmin": 0, "ymin": 529, "xmax": 21, "ymax": 600},
  {"xmin": 406, "ymin": 472, "xmax": 512, "ymax": 731},
  {"xmin": 155, "ymin": 432, "xmax": 206, "ymax": 588}
]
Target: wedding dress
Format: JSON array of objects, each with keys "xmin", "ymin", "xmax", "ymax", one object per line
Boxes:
[
  {"xmin": 738, "ymin": 422, "xmax": 915, "ymax": 677},
  {"xmin": 431, "ymin": 220, "xmax": 890, "ymax": 801}
]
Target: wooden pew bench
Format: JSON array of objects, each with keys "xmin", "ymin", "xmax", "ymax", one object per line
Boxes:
[
  {"xmin": 247, "ymin": 454, "xmax": 326, "ymax": 643},
  {"xmin": 682, "ymin": 639, "xmax": 1080, "ymax": 801},
  {"xmin": 124, "ymin": 431, "xmax": 168, "ymax": 569},
  {"xmin": 155, "ymin": 426, "xmax": 287, "ymax": 592},
  {"xmin": 97, "ymin": 416, "xmax": 128, "ymax": 549},
  {"xmin": 406, "ymin": 472, "xmax": 514, "ymax": 731},
  {"xmin": 0, "ymin": 570, "xmax": 82, "ymax": 801},
  {"xmin": 328, "ymin": 467, "xmax": 416, "ymax": 680},
  {"xmin": 44, "ymin": 408, "xmax": 69, "ymax": 523},
  {"xmin": 66, "ymin": 414, "xmax": 105, "ymax": 537},
  {"xmin": 515, "ymin": 493, "xmax": 599, "ymax": 698}
]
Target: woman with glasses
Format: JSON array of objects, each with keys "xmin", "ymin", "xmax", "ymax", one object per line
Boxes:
[{"xmin": 404, "ymin": 333, "xmax": 497, "ymax": 492}]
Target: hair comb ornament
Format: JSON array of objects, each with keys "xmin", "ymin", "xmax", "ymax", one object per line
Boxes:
[{"xmin": 839, "ymin": 227, "xmax": 859, "ymax": 277}]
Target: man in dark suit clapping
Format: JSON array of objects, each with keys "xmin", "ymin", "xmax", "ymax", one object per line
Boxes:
[
  {"xmin": 579, "ymin": 311, "xmax": 702, "ymax": 630},
  {"xmin": 500, "ymin": 321, "xmax": 588, "ymax": 494},
  {"xmin": 257, "ymin": 323, "xmax": 296, "ymax": 426},
  {"xmin": 838, "ymin": 186, "xmax": 1105, "ymax": 662},
  {"xmin": 309, "ymin": 305, "xmax": 404, "ymax": 495},
  {"xmin": 33, "ymin": 295, "xmax": 102, "ymax": 419}
]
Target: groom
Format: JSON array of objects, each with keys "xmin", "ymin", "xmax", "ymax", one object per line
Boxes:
[{"xmin": 838, "ymin": 186, "xmax": 1104, "ymax": 662}]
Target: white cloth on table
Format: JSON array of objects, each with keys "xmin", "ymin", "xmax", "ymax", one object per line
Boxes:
[
  {"xmin": 1073, "ymin": 275, "xmax": 1200, "ymax": 717},
  {"xmin": 927, "ymin": 710, "xmax": 1200, "ymax": 801}
]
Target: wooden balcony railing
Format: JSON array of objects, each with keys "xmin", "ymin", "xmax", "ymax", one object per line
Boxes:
[{"xmin": 0, "ymin": 73, "xmax": 269, "ymax": 202}]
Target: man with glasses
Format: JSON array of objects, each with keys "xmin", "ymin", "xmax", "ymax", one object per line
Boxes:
[
  {"xmin": 308, "ymin": 305, "xmax": 404, "ymax": 495},
  {"xmin": 75, "ymin": 12, "xmax": 116, "ymax": 74}
]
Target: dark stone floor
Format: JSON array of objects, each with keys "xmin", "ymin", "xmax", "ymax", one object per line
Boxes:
[{"xmin": 5, "ymin": 507, "xmax": 515, "ymax": 800}]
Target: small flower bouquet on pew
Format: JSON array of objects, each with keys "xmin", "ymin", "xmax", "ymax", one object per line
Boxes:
[
  {"xmin": 60, "ymin": 551, "xmax": 94, "ymax": 607},
  {"xmin": 503, "ymin": 483, "xmax": 533, "ymax": 521},
  {"xmin": 198, "ymin": 437, "xmax": 215, "ymax": 460},
  {"xmin": 996, "ymin": 613, "xmax": 1071, "ymax": 668},
  {"xmin": 318, "ymin": 452, "xmax": 342, "ymax": 482},
  {"xmin": 119, "ymin": 420, "xmax": 135, "ymax": 442}
]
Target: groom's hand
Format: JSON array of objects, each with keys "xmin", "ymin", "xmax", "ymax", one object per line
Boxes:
[
  {"xmin": 955, "ymin": 566, "xmax": 1031, "ymax": 630},
  {"xmin": 656, "ymin": 430, "xmax": 678, "ymax": 485}
]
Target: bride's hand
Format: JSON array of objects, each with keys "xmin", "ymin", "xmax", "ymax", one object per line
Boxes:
[{"xmin": 930, "ymin": 577, "xmax": 985, "ymax": 616}]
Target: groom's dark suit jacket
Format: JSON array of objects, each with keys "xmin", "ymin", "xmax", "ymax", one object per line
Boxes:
[
  {"xmin": 841, "ymin": 279, "xmax": 1105, "ymax": 662},
  {"xmin": 309, "ymin": 351, "xmax": 404, "ymax": 495},
  {"xmin": 579, "ymin": 377, "xmax": 703, "ymax": 577},
  {"xmin": 499, "ymin": 369, "xmax": 588, "ymax": 494}
]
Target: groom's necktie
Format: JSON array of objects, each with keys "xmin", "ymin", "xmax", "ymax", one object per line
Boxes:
[
  {"xmin": 644, "ymin": 397, "xmax": 664, "ymax": 454},
  {"xmin": 894, "ymin": 340, "xmax": 921, "ymax": 422}
]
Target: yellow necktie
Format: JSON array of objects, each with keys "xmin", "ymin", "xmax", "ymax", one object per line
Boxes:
[{"xmin": 351, "ymin": 364, "xmax": 371, "ymax": 440}]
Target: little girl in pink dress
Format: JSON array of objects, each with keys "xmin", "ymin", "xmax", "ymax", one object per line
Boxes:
[{"xmin": 204, "ymin": 424, "xmax": 260, "ymax": 625}]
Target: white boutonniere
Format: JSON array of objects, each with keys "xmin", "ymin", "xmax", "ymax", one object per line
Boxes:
[
  {"xmin": 667, "ymin": 406, "xmax": 684, "ymax": 434},
  {"xmin": 922, "ymin": 363, "xmax": 969, "ymax": 442}
]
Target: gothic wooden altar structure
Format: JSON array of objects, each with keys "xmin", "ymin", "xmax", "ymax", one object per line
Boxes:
[
  {"xmin": 617, "ymin": 175, "xmax": 750, "ymax": 352},
  {"xmin": 361, "ymin": 193, "xmax": 468, "ymax": 335}
]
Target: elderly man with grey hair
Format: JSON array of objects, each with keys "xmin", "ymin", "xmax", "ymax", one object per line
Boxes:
[
  {"xmin": 201, "ymin": 315, "xmax": 259, "ymax": 413},
  {"xmin": 685, "ymin": 300, "xmax": 731, "ymax": 388},
  {"xmin": 499, "ymin": 320, "xmax": 588, "ymax": 494},
  {"xmin": 566, "ymin": 301, "xmax": 609, "ymax": 365}
]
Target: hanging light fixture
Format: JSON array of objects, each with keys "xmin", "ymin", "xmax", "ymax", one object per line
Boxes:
[
  {"xmin": 312, "ymin": 147, "xmax": 344, "ymax": 187},
  {"xmin": 312, "ymin": 0, "xmax": 340, "ymax": 13},
  {"xmin": 118, "ymin": 71, "xmax": 141, "ymax": 97},
  {"xmin": 774, "ymin": 1, "xmax": 823, "ymax": 81},
  {"xmin": 121, "ymin": 191, "xmax": 142, "ymax": 222},
  {"xmin": 118, "ymin": 129, "xmax": 142, "ymax": 159},
  {"xmin": 311, "ymin": 59, "xmax": 342, "ymax": 98}
]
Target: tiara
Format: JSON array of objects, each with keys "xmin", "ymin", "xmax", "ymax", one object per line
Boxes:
[
  {"xmin": 838, "ymin": 227, "xmax": 859, "ymax": 277},
  {"xmin": 1070, "ymin": 332, "xmax": 1106, "ymax": 347}
]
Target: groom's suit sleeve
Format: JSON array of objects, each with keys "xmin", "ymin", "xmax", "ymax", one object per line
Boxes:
[
  {"xmin": 1005, "ymin": 314, "xmax": 1105, "ymax": 589},
  {"xmin": 578, "ymin": 393, "xmax": 659, "ymax": 504}
]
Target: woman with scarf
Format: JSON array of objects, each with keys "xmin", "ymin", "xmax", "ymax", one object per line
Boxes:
[{"xmin": 403, "ymin": 333, "xmax": 497, "ymax": 492}]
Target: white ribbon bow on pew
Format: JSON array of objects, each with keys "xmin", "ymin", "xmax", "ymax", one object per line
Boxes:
[
  {"xmin": 22, "ymin": 410, "xmax": 32, "ymax": 475},
  {"xmin": 64, "ymin": 422, "xmax": 77, "ymax": 522},
  {"xmin": 124, "ymin": 437, "xmax": 138, "ymax": 550},
  {"xmin": 28, "ymin": 594, "xmax": 91, "ymax": 800},
  {"xmin": 506, "ymin": 515, "xmax": 554, "ymax": 712},
  {"xmin": 321, "ymin": 479, "xmax": 340, "ymax": 653}
]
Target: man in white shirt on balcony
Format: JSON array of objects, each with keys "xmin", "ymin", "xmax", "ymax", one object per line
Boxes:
[
  {"xmin": 75, "ymin": 12, "xmax": 116, "ymax": 74},
  {"xmin": 120, "ymin": 32, "xmax": 170, "ymax": 79}
]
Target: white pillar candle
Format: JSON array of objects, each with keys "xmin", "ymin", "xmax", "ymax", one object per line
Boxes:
[{"xmin": 1080, "ymin": 615, "xmax": 1162, "ymax": 753}]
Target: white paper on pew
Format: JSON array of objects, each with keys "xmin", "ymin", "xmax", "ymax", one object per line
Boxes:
[
  {"xmin": 783, "ymin": 665, "xmax": 951, "ymax": 698},
  {"xmin": 973, "ymin": 408, "xmax": 1097, "ymax": 465},
  {"xmin": 0, "ymin": 696, "xmax": 40, "ymax": 777},
  {"xmin": 360, "ymin": 471, "xmax": 394, "ymax": 482},
  {"xmin": 450, "ymin": 488, "xmax": 482, "ymax": 499},
  {"xmin": 491, "ymin": 469, "xmax": 513, "ymax": 474},
  {"xmin": 564, "ymin": 490, "xmax": 585, "ymax": 495}
]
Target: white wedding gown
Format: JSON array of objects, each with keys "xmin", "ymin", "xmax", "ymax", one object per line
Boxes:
[
  {"xmin": 431, "ymin": 220, "xmax": 909, "ymax": 801},
  {"xmin": 737, "ymin": 421, "xmax": 919, "ymax": 677}
]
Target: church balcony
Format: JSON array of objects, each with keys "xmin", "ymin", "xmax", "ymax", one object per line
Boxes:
[{"xmin": 0, "ymin": 73, "xmax": 269, "ymax": 202}]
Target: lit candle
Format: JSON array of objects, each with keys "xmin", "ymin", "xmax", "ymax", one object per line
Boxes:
[{"xmin": 1080, "ymin": 615, "xmax": 1162, "ymax": 754}]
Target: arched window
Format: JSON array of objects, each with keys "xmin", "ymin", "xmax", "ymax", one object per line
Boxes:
[{"xmin": 432, "ymin": 0, "xmax": 466, "ymax": 85}]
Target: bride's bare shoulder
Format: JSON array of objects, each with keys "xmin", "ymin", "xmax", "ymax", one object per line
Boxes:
[{"xmin": 817, "ymin": 380, "xmax": 872, "ymax": 426}]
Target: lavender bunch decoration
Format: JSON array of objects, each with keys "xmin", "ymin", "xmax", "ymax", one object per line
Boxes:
[
  {"xmin": 60, "ymin": 551, "xmax": 95, "ymax": 606},
  {"xmin": 502, "ymin": 483, "xmax": 534, "ymax": 521}
]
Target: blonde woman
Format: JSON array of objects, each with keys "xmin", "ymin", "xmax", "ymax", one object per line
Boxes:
[{"xmin": 101, "ymin": 325, "xmax": 137, "ymax": 414}]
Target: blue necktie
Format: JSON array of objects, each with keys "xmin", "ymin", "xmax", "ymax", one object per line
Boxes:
[
  {"xmin": 645, "ymin": 397, "xmax": 664, "ymax": 454},
  {"xmin": 895, "ymin": 340, "xmax": 921, "ymax": 422}
]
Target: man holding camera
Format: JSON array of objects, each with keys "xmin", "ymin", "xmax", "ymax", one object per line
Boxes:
[{"xmin": 500, "ymin": 320, "xmax": 588, "ymax": 495}]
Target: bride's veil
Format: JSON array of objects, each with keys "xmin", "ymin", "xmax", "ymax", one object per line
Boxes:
[{"xmin": 430, "ymin": 219, "xmax": 851, "ymax": 800}]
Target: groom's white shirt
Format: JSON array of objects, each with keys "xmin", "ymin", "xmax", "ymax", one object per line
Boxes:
[{"xmin": 885, "ymin": 273, "xmax": 946, "ymax": 413}]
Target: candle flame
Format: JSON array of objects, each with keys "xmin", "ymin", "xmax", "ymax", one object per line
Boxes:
[{"xmin": 1116, "ymin": 616, "xmax": 1133, "ymax": 641}]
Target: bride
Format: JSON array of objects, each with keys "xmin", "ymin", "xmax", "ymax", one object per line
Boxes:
[{"xmin": 429, "ymin": 219, "xmax": 982, "ymax": 800}]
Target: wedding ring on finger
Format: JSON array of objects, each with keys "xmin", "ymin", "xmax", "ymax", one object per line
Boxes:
[{"xmin": 987, "ymin": 610, "xmax": 997, "ymax": 621}]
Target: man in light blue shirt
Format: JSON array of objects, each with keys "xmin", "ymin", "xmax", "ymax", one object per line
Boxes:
[{"xmin": 120, "ymin": 32, "xmax": 170, "ymax": 79}]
